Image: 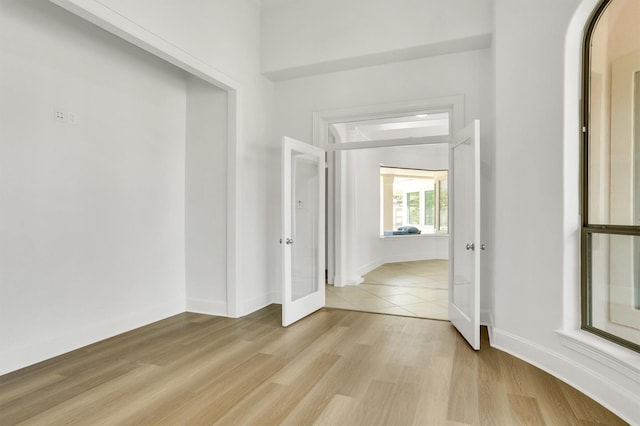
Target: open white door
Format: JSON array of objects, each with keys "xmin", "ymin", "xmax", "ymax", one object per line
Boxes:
[
  {"xmin": 449, "ymin": 120, "xmax": 481, "ymax": 350},
  {"xmin": 282, "ymin": 136, "xmax": 326, "ymax": 327}
]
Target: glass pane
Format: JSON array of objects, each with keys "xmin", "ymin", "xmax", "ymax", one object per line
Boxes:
[
  {"xmin": 587, "ymin": 5, "xmax": 640, "ymax": 226},
  {"xmin": 406, "ymin": 192, "xmax": 420, "ymax": 225},
  {"xmin": 635, "ymin": 71, "xmax": 640, "ymax": 227},
  {"xmin": 451, "ymin": 141, "xmax": 474, "ymax": 317},
  {"xmin": 588, "ymin": 233, "xmax": 640, "ymax": 346},
  {"xmin": 330, "ymin": 112, "xmax": 450, "ymax": 143},
  {"xmin": 424, "ymin": 190, "xmax": 435, "ymax": 226},
  {"xmin": 291, "ymin": 151, "xmax": 319, "ymax": 301},
  {"xmin": 439, "ymin": 179, "xmax": 449, "ymax": 233}
]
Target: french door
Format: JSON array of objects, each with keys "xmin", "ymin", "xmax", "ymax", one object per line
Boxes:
[
  {"xmin": 449, "ymin": 120, "xmax": 482, "ymax": 350},
  {"xmin": 281, "ymin": 136, "xmax": 326, "ymax": 327}
]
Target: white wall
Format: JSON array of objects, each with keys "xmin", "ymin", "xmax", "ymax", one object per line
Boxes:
[
  {"xmin": 347, "ymin": 145, "xmax": 449, "ymax": 280},
  {"xmin": 0, "ymin": 0, "xmax": 187, "ymax": 374},
  {"xmin": 273, "ymin": 48, "xmax": 494, "ymax": 312},
  {"xmin": 261, "ymin": 0, "xmax": 493, "ymax": 80},
  {"xmin": 93, "ymin": 0, "xmax": 278, "ymax": 316},
  {"xmin": 493, "ymin": 0, "xmax": 640, "ymax": 422},
  {"xmin": 185, "ymin": 77, "xmax": 228, "ymax": 315}
]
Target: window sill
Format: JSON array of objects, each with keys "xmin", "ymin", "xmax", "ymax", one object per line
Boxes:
[
  {"xmin": 556, "ymin": 329, "xmax": 640, "ymax": 383},
  {"xmin": 379, "ymin": 233, "xmax": 448, "ymax": 240}
]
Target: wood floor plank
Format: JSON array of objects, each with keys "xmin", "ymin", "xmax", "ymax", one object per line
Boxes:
[
  {"xmin": 354, "ymin": 379, "xmax": 404, "ymax": 425},
  {"xmin": 18, "ymin": 364, "xmax": 161, "ymax": 426},
  {"xmin": 0, "ymin": 306, "xmax": 628, "ymax": 426},
  {"xmin": 447, "ymin": 339, "xmax": 481, "ymax": 425},
  {"xmin": 0, "ymin": 373, "xmax": 65, "ymax": 407},
  {"xmin": 556, "ymin": 378, "xmax": 627, "ymax": 426},
  {"xmin": 476, "ymin": 347, "xmax": 514, "ymax": 426},
  {"xmin": 411, "ymin": 355, "xmax": 454, "ymax": 425},
  {"xmin": 311, "ymin": 394, "xmax": 356, "ymax": 425},
  {"xmin": 0, "ymin": 358, "xmax": 140, "ymax": 424},
  {"xmin": 215, "ymin": 353, "xmax": 341, "ymax": 425},
  {"xmin": 154, "ymin": 353, "xmax": 286, "ymax": 425},
  {"xmin": 507, "ymin": 394, "xmax": 546, "ymax": 425}
]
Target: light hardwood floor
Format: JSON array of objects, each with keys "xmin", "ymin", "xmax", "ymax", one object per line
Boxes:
[{"xmin": 0, "ymin": 306, "xmax": 627, "ymax": 425}]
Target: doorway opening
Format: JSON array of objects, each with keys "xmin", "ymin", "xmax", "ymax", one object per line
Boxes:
[
  {"xmin": 314, "ymin": 97, "xmax": 463, "ymax": 321},
  {"xmin": 284, "ymin": 111, "xmax": 481, "ymax": 347},
  {"xmin": 324, "ymin": 144, "xmax": 450, "ymax": 320}
]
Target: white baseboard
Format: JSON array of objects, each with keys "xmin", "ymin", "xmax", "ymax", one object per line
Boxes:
[
  {"xmin": 270, "ymin": 290, "xmax": 282, "ymax": 305},
  {"xmin": 357, "ymin": 259, "xmax": 384, "ymax": 277},
  {"xmin": 333, "ymin": 274, "xmax": 364, "ymax": 287},
  {"xmin": 241, "ymin": 293, "xmax": 274, "ymax": 317},
  {"xmin": 0, "ymin": 301, "xmax": 183, "ymax": 376},
  {"xmin": 480, "ymin": 309, "xmax": 493, "ymax": 327},
  {"xmin": 382, "ymin": 253, "xmax": 446, "ymax": 264},
  {"xmin": 185, "ymin": 298, "xmax": 227, "ymax": 316},
  {"xmin": 491, "ymin": 327, "xmax": 640, "ymax": 425},
  {"xmin": 333, "ymin": 274, "xmax": 347, "ymax": 287}
]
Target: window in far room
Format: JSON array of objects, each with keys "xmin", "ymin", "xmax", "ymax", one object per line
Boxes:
[
  {"xmin": 582, "ymin": 0, "xmax": 640, "ymax": 352},
  {"xmin": 380, "ymin": 166, "xmax": 448, "ymax": 236}
]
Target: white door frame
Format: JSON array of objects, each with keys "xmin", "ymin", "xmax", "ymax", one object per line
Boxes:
[
  {"xmin": 313, "ymin": 96, "xmax": 465, "ymax": 287},
  {"xmin": 50, "ymin": 0, "xmax": 242, "ymax": 317}
]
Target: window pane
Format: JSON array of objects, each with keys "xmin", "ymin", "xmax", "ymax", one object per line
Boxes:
[
  {"xmin": 439, "ymin": 180, "xmax": 448, "ymax": 232},
  {"xmin": 407, "ymin": 192, "xmax": 420, "ymax": 225},
  {"xmin": 587, "ymin": 8, "xmax": 640, "ymax": 226},
  {"xmin": 291, "ymin": 153, "xmax": 320, "ymax": 301},
  {"xmin": 588, "ymin": 233, "xmax": 640, "ymax": 346},
  {"xmin": 380, "ymin": 167, "xmax": 448, "ymax": 235},
  {"xmin": 583, "ymin": 0, "xmax": 640, "ymax": 353},
  {"xmin": 424, "ymin": 190, "xmax": 434, "ymax": 226}
]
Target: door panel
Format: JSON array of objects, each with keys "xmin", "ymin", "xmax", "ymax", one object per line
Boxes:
[
  {"xmin": 282, "ymin": 137, "xmax": 325, "ymax": 327},
  {"xmin": 449, "ymin": 120, "xmax": 481, "ymax": 350}
]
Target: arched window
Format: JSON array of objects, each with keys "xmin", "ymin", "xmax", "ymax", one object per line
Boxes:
[{"xmin": 582, "ymin": 0, "xmax": 640, "ymax": 351}]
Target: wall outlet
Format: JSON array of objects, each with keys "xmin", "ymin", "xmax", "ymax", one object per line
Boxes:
[{"xmin": 54, "ymin": 109, "xmax": 66, "ymax": 123}]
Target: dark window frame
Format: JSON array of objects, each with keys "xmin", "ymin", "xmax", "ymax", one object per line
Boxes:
[{"xmin": 581, "ymin": 0, "xmax": 640, "ymax": 352}]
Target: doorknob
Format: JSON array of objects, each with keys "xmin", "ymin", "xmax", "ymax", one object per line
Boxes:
[
  {"xmin": 466, "ymin": 243, "xmax": 475, "ymax": 251},
  {"xmin": 285, "ymin": 238, "xmax": 293, "ymax": 245},
  {"xmin": 481, "ymin": 244, "xmax": 486, "ymax": 250}
]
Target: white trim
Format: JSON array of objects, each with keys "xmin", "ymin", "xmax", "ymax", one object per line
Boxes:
[
  {"xmin": 49, "ymin": 0, "xmax": 241, "ymax": 318},
  {"xmin": 333, "ymin": 274, "xmax": 364, "ymax": 287},
  {"xmin": 49, "ymin": 0, "xmax": 238, "ymax": 90},
  {"xmin": 270, "ymin": 291, "xmax": 282, "ymax": 305},
  {"xmin": 313, "ymin": 95, "xmax": 465, "ymax": 148},
  {"xmin": 314, "ymin": 96, "xmax": 464, "ymax": 294},
  {"xmin": 262, "ymin": 34, "xmax": 492, "ymax": 82},
  {"xmin": 323, "ymin": 134, "xmax": 455, "ymax": 151},
  {"xmin": 186, "ymin": 298, "xmax": 228, "ymax": 316},
  {"xmin": 226, "ymin": 90, "xmax": 241, "ymax": 318},
  {"xmin": 492, "ymin": 328, "xmax": 639, "ymax": 426},
  {"xmin": 556, "ymin": 329, "xmax": 640, "ymax": 382},
  {"xmin": 242, "ymin": 294, "xmax": 274, "ymax": 316},
  {"xmin": 480, "ymin": 310, "xmax": 493, "ymax": 328},
  {"xmin": 357, "ymin": 259, "xmax": 384, "ymax": 278}
]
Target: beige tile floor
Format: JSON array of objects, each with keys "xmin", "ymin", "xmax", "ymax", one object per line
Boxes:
[{"xmin": 326, "ymin": 259, "xmax": 449, "ymax": 320}]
